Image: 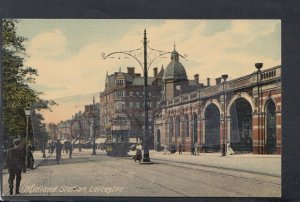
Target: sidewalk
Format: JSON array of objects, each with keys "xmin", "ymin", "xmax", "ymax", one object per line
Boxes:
[
  {"xmin": 129, "ymin": 150, "xmax": 281, "ymax": 177},
  {"xmin": 32, "ymin": 151, "xmax": 51, "ymax": 168}
]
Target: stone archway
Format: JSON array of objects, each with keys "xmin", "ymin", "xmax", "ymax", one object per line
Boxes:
[
  {"xmin": 204, "ymin": 103, "xmax": 221, "ymax": 152},
  {"xmin": 265, "ymin": 99, "xmax": 277, "ymax": 154},
  {"xmin": 230, "ymin": 97, "xmax": 253, "ymax": 153},
  {"xmin": 157, "ymin": 129, "xmax": 161, "ymax": 144}
]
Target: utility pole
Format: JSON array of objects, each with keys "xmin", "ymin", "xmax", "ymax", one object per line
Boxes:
[
  {"xmin": 92, "ymin": 96, "xmax": 96, "ymax": 155},
  {"xmin": 102, "ymin": 29, "xmax": 186, "ymax": 163}
]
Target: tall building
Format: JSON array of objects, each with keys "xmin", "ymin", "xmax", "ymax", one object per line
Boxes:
[{"xmin": 100, "ymin": 66, "xmax": 163, "ymax": 147}]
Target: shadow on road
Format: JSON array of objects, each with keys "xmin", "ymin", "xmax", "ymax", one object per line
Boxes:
[{"xmin": 39, "ymin": 155, "xmax": 110, "ymax": 167}]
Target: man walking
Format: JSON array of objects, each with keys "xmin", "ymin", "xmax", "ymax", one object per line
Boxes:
[
  {"xmin": 7, "ymin": 138, "xmax": 26, "ymax": 195},
  {"xmin": 178, "ymin": 143, "xmax": 183, "ymax": 155},
  {"xmin": 56, "ymin": 140, "xmax": 63, "ymax": 164},
  {"xmin": 68, "ymin": 142, "xmax": 73, "ymax": 159}
]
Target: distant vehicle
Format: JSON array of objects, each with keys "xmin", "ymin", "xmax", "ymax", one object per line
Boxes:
[{"xmin": 105, "ymin": 130, "xmax": 130, "ymax": 157}]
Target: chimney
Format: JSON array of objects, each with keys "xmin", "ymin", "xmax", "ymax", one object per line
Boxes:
[
  {"xmin": 207, "ymin": 78, "xmax": 210, "ymax": 87},
  {"xmin": 154, "ymin": 67, "xmax": 158, "ymax": 77},
  {"xmin": 216, "ymin": 77, "xmax": 222, "ymax": 85},
  {"xmin": 194, "ymin": 74, "xmax": 199, "ymax": 84},
  {"xmin": 127, "ymin": 67, "xmax": 135, "ymax": 76}
]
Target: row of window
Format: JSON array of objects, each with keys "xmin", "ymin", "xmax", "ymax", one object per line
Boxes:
[
  {"xmin": 118, "ymin": 101, "xmax": 158, "ymax": 109},
  {"xmin": 104, "ymin": 91, "xmax": 154, "ymax": 101}
]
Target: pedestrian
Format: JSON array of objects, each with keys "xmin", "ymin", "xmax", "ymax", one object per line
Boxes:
[
  {"xmin": 68, "ymin": 142, "xmax": 73, "ymax": 159},
  {"xmin": 163, "ymin": 144, "xmax": 169, "ymax": 155},
  {"xmin": 26, "ymin": 142, "xmax": 35, "ymax": 169},
  {"xmin": 56, "ymin": 140, "xmax": 62, "ymax": 164},
  {"xmin": 191, "ymin": 144, "xmax": 195, "ymax": 155},
  {"xmin": 171, "ymin": 143, "xmax": 176, "ymax": 154},
  {"xmin": 51, "ymin": 143, "xmax": 54, "ymax": 154},
  {"xmin": 6, "ymin": 138, "xmax": 26, "ymax": 195},
  {"xmin": 178, "ymin": 143, "xmax": 183, "ymax": 155},
  {"xmin": 194, "ymin": 143, "xmax": 198, "ymax": 156},
  {"xmin": 48, "ymin": 143, "xmax": 51, "ymax": 153},
  {"xmin": 134, "ymin": 147, "xmax": 142, "ymax": 163},
  {"xmin": 226, "ymin": 142, "xmax": 234, "ymax": 155}
]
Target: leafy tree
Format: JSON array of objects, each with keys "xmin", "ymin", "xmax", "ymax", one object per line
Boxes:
[{"xmin": 2, "ymin": 19, "xmax": 54, "ymax": 146}]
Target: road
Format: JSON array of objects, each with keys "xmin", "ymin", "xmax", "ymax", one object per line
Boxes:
[{"xmin": 2, "ymin": 149, "xmax": 281, "ymax": 198}]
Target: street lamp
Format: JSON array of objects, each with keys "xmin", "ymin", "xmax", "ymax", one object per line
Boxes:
[
  {"xmin": 102, "ymin": 30, "xmax": 186, "ymax": 163},
  {"xmin": 42, "ymin": 131, "xmax": 46, "ymax": 158},
  {"xmin": 221, "ymin": 74, "xmax": 228, "ymax": 156},
  {"xmin": 24, "ymin": 108, "xmax": 31, "ymax": 169},
  {"xmin": 255, "ymin": 63, "xmax": 263, "ymax": 154}
]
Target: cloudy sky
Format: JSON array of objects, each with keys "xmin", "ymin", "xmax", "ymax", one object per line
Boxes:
[{"xmin": 17, "ymin": 19, "xmax": 281, "ymax": 124}]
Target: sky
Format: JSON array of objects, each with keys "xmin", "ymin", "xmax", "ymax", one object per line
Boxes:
[{"xmin": 16, "ymin": 19, "xmax": 281, "ymax": 124}]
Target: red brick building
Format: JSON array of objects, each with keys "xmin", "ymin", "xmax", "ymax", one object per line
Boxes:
[
  {"xmin": 99, "ymin": 67, "xmax": 163, "ymax": 146},
  {"xmin": 154, "ymin": 50, "xmax": 281, "ymax": 155}
]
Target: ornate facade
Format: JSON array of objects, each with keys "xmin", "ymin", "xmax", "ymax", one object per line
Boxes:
[{"xmin": 154, "ymin": 50, "xmax": 281, "ymax": 155}]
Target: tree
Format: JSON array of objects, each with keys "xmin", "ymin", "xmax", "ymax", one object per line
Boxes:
[{"xmin": 2, "ymin": 19, "xmax": 54, "ymax": 145}]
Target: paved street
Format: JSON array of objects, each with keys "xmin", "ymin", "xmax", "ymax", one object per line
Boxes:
[{"xmin": 2, "ymin": 149, "xmax": 281, "ymax": 198}]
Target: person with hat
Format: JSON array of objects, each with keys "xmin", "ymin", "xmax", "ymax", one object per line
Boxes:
[
  {"xmin": 56, "ymin": 140, "xmax": 63, "ymax": 164},
  {"xmin": 6, "ymin": 138, "xmax": 26, "ymax": 195}
]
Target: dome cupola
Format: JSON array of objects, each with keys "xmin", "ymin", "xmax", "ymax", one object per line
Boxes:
[{"xmin": 163, "ymin": 46, "xmax": 187, "ymax": 81}]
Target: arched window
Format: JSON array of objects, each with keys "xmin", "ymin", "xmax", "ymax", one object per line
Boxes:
[
  {"xmin": 193, "ymin": 113, "xmax": 198, "ymax": 144},
  {"xmin": 266, "ymin": 100, "xmax": 277, "ymax": 154},
  {"xmin": 169, "ymin": 117, "xmax": 174, "ymax": 140},
  {"xmin": 184, "ymin": 114, "xmax": 189, "ymax": 138},
  {"xmin": 175, "ymin": 116, "xmax": 180, "ymax": 139}
]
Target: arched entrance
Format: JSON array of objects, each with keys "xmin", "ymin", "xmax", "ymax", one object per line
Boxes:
[
  {"xmin": 265, "ymin": 100, "xmax": 277, "ymax": 154},
  {"xmin": 230, "ymin": 97, "xmax": 253, "ymax": 153},
  {"xmin": 157, "ymin": 129, "xmax": 161, "ymax": 144},
  {"xmin": 204, "ymin": 104, "xmax": 220, "ymax": 152},
  {"xmin": 192, "ymin": 113, "xmax": 198, "ymax": 144}
]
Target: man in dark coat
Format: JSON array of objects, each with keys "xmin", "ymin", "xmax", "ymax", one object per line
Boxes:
[
  {"xmin": 56, "ymin": 140, "xmax": 62, "ymax": 164},
  {"xmin": 68, "ymin": 142, "xmax": 73, "ymax": 159},
  {"xmin": 6, "ymin": 138, "xmax": 26, "ymax": 195},
  {"xmin": 178, "ymin": 143, "xmax": 183, "ymax": 155}
]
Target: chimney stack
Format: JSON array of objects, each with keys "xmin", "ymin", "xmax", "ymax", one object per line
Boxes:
[
  {"xmin": 207, "ymin": 78, "xmax": 210, "ymax": 87},
  {"xmin": 216, "ymin": 77, "xmax": 222, "ymax": 85},
  {"xmin": 127, "ymin": 67, "xmax": 135, "ymax": 76},
  {"xmin": 194, "ymin": 74, "xmax": 199, "ymax": 84},
  {"xmin": 154, "ymin": 67, "xmax": 158, "ymax": 77}
]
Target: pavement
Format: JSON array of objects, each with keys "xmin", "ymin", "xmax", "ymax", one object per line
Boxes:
[
  {"xmin": 1, "ymin": 149, "xmax": 281, "ymax": 198},
  {"xmin": 129, "ymin": 150, "xmax": 281, "ymax": 177}
]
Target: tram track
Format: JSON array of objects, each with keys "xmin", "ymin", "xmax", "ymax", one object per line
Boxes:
[
  {"xmin": 116, "ymin": 155, "xmax": 280, "ymax": 186},
  {"xmin": 87, "ymin": 156, "xmax": 280, "ymax": 197},
  {"xmin": 149, "ymin": 157, "xmax": 280, "ymax": 186}
]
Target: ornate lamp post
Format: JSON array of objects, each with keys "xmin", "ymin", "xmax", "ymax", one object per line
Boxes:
[
  {"xmin": 42, "ymin": 129, "xmax": 46, "ymax": 158},
  {"xmin": 24, "ymin": 108, "xmax": 31, "ymax": 169},
  {"xmin": 102, "ymin": 30, "xmax": 186, "ymax": 163},
  {"xmin": 221, "ymin": 74, "xmax": 228, "ymax": 156},
  {"xmin": 255, "ymin": 63, "xmax": 263, "ymax": 154}
]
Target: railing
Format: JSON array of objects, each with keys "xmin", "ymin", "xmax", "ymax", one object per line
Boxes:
[
  {"xmin": 166, "ymin": 65, "xmax": 281, "ymax": 107},
  {"xmin": 200, "ymin": 85, "xmax": 222, "ymax": 98}
]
